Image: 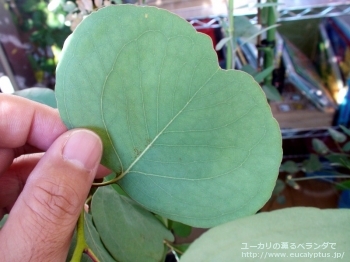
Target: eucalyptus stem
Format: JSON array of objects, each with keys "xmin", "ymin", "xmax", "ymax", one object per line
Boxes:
[
  {"xmin": 289, "ymin": 175, "xmax": 350, "ymax": 182},
  {"xmin": 263, "ymin": 0, "xmax": 277, "ymax": 86},
  {"xmin": 164, "ymin": 240, "xmax": 184, "ymax": 255},
  {"xmin": 335, "ymin": 141, "xmax": 345, "ymax": 154},
  {"xmin": 226, "ymin": 0, "xmax": 234, "ymax": 69},
  {"xmin": 71, "ymin": 210, "xmax": 100, "ymax": 262},
  {"xmin": 92, "ymin": 177, "xmax": 119, "ymax": 187}
]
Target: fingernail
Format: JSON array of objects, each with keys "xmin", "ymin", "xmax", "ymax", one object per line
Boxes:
[{"xmin": 63, "ymin": 130, "xmax": 102, "ymax": 171}]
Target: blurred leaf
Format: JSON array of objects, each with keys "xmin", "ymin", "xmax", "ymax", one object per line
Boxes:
[
  {"xmin": 236, "ymin": 2, "xmax": 281, "ymax": 9},
  {"xmin": 328, "ymin": 128, "xmax": 347, "ymax": 143},
  {"xmin": 32, "ymin": 10, "xmax": 46, "ymax": 27},
  {"xmin": 312, "ymin": 138, "xmax": 329, "ymax": 155},
  {"xmin": 215, "ymin": 36, "xmax": 231, "ymax": 51},
  {"xmin": 237, "ymin": 24, "xmax": 280, "ymax": 49},
  {"xmin": 302, "ymin": 154, "xmax": 322, "ymax": 173},
  {"xmin": 262, "ymin": 84, "xmax": 282, "ymax": 101},
  {"xmin": 252, "ymin": 66, "xmax": 274, "ymax": 83},
  {"xmin": 180, "ymin": 208, "xmax": 350, "ymax": 262},
  {"xmin": 326, "ymin": 153, "xmax": 350, "ymax": 169},
  {"xmin": 272, "ymin": 179, "xmax": 285, "ymax": 196},
  {"xmin": 63, "ymin": 1, "xmax": 77, "ymax": 12},
  {"xmin": 276, "ymin": 195, "xmax": 285, "ymax": 204},
  {"xmin": 13, "ymin": 87, "xmax": 57, "ymax": 108},
  {"xmin": 240, "ymin": 64, "xmax": 256, "ymax": 75},
  {"xmin": 19, "ymin": 0, "xmax": 40, "ymax": 13},
  {"xmin": 92, "ymin": 186, "xmax": 174, "ymax": 262},
  {"xmin": 343, "ymin": 141, "xmax": 350, "ymax": 152},
  {"xmin": 171, "ymin": 221, "xmax": 192, "ymax": 238},
  {"xmin": 340, "ymin": 125, "xmax": 350, "ymax": 136},
  {"xmin": 280, "ymin": 161, "xmax": 299, "ymax": 174},
  {"xmin": 335, "ymin": 180, "xmax": 350, "ymax": 191},
  {"xmin": 233, "ymin": 16, "xmax": 259, "ymax": 39}
]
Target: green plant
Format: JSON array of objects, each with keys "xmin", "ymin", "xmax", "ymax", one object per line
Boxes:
[
  {"xmin": 281, "ymin": 126, "xmax": 350, "ymax": 191},
  {"xmin": 6, "ymin": 0, "xmax": 72, "ymax": 86},
  {"xmin": 215, "ymin": 0, "xmax": 282, "ymax": 101},
  {"xmin": 3, "ymin": 4, "xmax": 349, "ymax": 262},
  {"xmin": 56, "ymin": 4, "xmax": 283, "ymax": 261}
]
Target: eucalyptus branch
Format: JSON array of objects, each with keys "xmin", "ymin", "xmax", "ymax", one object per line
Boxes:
[
  {"xmin": 164, "ymin": 240, "xmax": 184, "ymax": 255},
  {"xmin": 226, "ymin": 0, "xmax": 235, "ymax": 69},
  {"xmin": 288, "ymin": 175, "xmax": 350, "ymax": 182},
  {"xmin": 71, "ymin": 211, "xmax": 100, "ymax": 262},
  {"xmin": 92, "ymin": 177, "xmax": 119, "ymax": 187},
  {"xmin": 335, "ymin": 141, "xmax": 345, "ymax": 154}
]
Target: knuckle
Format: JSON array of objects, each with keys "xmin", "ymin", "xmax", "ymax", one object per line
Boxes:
[{"xmin": 27, "ymin": 178, "xmax": 81, "ymax": 226}]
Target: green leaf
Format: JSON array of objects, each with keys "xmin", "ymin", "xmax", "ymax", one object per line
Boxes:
[
  {"xmin": 56, "ymin": 5, "xmax": 282, "ymax": 227},
  {"xmin": 252, "ymin": 66, "xmax": 275, "ymax": 83},
  {"xmin": 84, "ymin": 212, "xmax": 115, "ymax": 262},
  {"xmin": 236, "ymin": 2, "xmax": 281, "ymax": 9},
  {"xmin": 279, "ymin": 160, "xmax": 299, "ymax": 174},
  {"xmin": 276, "ymin": 194, "xmax": 285, "ymax": 204},
  {"xmin": 325, "ymin": 153, "xmax": 350, "ymax": 169},
  {"xmin": 171, "ymin": 221, "xmax": 192, "ymax": 238},
  {"xmin": 302, "ymin": 154, "xmax": 322, "ymax": 173},
  {"xmin": 328, "ymin": 128, "xmax": 347, "ymax": 143},
  {"xmin": 272, "ymin": 179, "xmax": 285, "ymax": 196},
  {"xmin": 91, "ymin": 186, "xmax": 174, "ymax": 262},
  {"xmin": 342, "ymin": 141, "xmax": 350, "ymax": 152},
  {"xmin": 240, "ymin": 64, "xmax": 256, "ymax": 75},
  {"xmin": 335, "ymin": 180, "xmax": 350, "ymax": 190},
  {"xmin": 215, "ymin": 36, "xmax": 231, "ymax": 51},
  {"xmin": 13, "ymin": 87, "xmax": 57, "ymax": 108},
  {"xmin": 180, "ymin": 207, "xmax": 350, "ymax": 262},
  {"xmin": 312, "ymin": 138, "xmax": 329, "ymax": 155},
  {"xmin": 173, "ymin": 243, "xmax": 191, "ymax": 257},
  {"xmin": 340, "ymin": 125, "xmax": 350, "ymax": 136},
  {"xmin": 233, "ymin": 16, "xmax": 259, "ymax": 39},
  {"xmin": 262, "ymin": 84, "xmax": 282, "ymax": 101},
  {"xmin": 236, "ymin": 24, "xmax": 281, "ymax": 50},
  {"xmin": 63, "ymin": 1, "xmax": 76, "ymax": 12}
]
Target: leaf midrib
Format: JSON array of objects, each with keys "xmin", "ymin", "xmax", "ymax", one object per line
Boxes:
[{"xmin": 116, "ymin": 67, "xmax": 220, "ymax": 180}]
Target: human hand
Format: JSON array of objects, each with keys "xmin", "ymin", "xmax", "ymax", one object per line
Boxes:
[{"xmin": 0, "ymin": 94, "xmax": 108, "ymax": 261}]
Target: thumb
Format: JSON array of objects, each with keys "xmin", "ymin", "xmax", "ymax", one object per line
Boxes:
[{"xmin": 0, "ymin": 129, "xmax": 102, "ymax": 261}]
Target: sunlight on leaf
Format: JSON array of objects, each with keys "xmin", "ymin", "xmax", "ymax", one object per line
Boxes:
[{"xmin": 56, "ymin": 5, "xmax": 282, "ymax": 227}]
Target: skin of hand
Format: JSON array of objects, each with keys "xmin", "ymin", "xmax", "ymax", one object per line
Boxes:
[{"xmin": 0, "ymin": 94, "xmax": 110, "ymax": 261}]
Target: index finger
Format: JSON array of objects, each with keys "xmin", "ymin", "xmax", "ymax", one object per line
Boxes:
[{"xmin": 0, "ymin": 94, "xmax": 67, "ymax": 150}]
